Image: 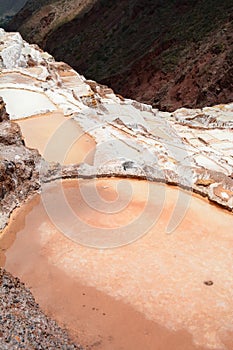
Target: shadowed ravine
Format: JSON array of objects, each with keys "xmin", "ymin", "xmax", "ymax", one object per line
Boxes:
[{"xmin": 1, "ymin": 178, "xmax": 233, "ymax": 350}]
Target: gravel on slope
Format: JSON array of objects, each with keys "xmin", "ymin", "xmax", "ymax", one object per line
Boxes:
[{"xmin": 0, "ymin": 268, "xmax": 83, "ymax": 350}]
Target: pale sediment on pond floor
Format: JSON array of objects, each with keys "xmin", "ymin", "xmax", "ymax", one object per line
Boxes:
[{"xmin": 1, "ymin": 178, "xmax": 233, "ymax": 350}]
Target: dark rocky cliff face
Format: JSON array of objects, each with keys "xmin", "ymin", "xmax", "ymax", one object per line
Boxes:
[{"xmin": 7, "ymin": 0, "xmax": 233, "ymax": 111}]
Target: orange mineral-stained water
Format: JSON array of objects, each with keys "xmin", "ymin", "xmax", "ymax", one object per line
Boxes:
[{"xmin": 1, "ymin": 178, "xmax": 233, "ymax": 350}]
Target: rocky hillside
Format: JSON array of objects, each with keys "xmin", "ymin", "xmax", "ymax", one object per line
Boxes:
[
  {"xmin": 6, "ymin": 0, "xmax": 97, "ymax": 45},
  {"xmin": 6, "ymin": 0, "xmax": 233, "ymax": 111},
  {"xmin": 0, "ymin": 0, "xmax": 27, "ymax": 26},
  {"xmin": 0, "ymin": 0, "xmax": 26, "ymax": 16}
]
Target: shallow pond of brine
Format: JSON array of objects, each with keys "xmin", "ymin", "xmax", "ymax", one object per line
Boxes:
[{"xmin": 1, "ymin": 178, "xmax": 233, "ymax": 350}]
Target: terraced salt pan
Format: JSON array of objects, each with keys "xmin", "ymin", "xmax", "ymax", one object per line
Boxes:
[
  {"xmin": 1, "ymin": 178, "xmax": 233, "ymax": 350},
  {"xmin": 0, "ymin": 30, "xmax": 232, "ymax": 209},
  {"xmin": 16, "ymin": 111, "xmax": 96, "ymax": 165},
  {"xmin": 0, "ymin": 29, "xmax": 233, "ymax": 350},
  {"xmin": 0, "ymin": 72, "xmax": 38, "ymax": 85},
  {"xmin": 0, "ymin": 88, "xmax": 56, "ymax": 119}
]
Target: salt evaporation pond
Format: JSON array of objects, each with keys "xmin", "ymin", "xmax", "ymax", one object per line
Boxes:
[
  {"xmin": 1, "ymin": 178, "xmax": 233, "ymax": 350},
  {"xmin": 0, "ymin": 88, "xmax": 56, "ymax": 119},
  {"xmin": 16, "ymin": 111, "xmax": 96, "ymax": 165}
]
